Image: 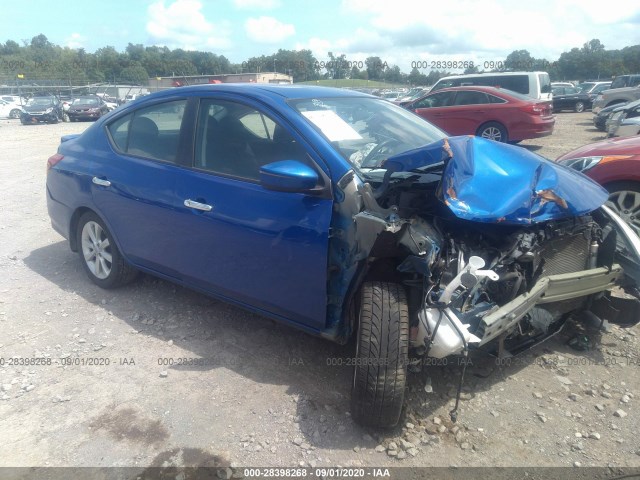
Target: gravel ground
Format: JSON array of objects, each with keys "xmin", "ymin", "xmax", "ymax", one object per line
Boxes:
[{"xmin": 0, "ymin": 112, "xmax": 638, "ymax": 473}]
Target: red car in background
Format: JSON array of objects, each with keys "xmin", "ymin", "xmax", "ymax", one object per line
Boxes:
[
  {"xmin": 557, "ymin": 136, "xmax": 640, "ymax": 234},
  {"xmin": 403, "ymin": 86, "xmax": 555, "ymax": 143}
]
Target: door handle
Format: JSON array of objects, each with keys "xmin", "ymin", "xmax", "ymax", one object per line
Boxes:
[
  {"xmin": 184, "ymin": 199, "xmax": 213, "ymax": 212},
  {"xmin": 92, "ymin": 177, "xmax": 111, "ymax": 187}
]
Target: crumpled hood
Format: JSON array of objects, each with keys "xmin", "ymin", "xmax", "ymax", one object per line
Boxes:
[{"xmin": 384, "ymin": 136, "xmax": 609, "ymax": 225}]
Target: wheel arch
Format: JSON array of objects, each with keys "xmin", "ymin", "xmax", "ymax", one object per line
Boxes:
[{"xmin": 69, "ymin": 207, "xmax": 128, "ymax": 260}]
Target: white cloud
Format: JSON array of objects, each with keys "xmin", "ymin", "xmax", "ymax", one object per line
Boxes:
[
  {"xmin": 66, "ymin": 33, "xmax": 84, "ymax": 49},
  {"xmin": 234, "ymin": 0, "xmax": 281, "ymax": 9},
  {"xmin": 245, "ymin": 16, "xmax": 295, "ymax": 43},
  {"xmin": 147, "ymin": 0, "xmax": 231, "ymax": 50},
  {"xmin": 338, "ymin": 0, "xmax": 640, "ymax": 69}
]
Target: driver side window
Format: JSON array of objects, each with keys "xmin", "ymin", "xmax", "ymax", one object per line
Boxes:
[
  {"xmin": 194, "ymin": 99, "xmax": 310, "ymax": 181},
  {"xmin": 417, "ymin": 92, "xmax": 454, "ymax": 108}
]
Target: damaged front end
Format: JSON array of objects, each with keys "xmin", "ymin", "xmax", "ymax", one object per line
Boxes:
[{"xmin": 327, "ymin": 135, "xmax": 640, "ymax": 369}]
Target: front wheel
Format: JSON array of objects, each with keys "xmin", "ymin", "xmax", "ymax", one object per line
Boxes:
[
  {"xmin": 574, "ymin": 101, "xmax": 585, "ymax": 113},
  {"xmin": 351, "ymin": 282, "xmax": 409, "ymax": 428},
  {"xmin": 477, "ymin": 122, "xmax": 508, "ymax": 143},
  {"xmin": 9, "ymin": 109, "xmax": 21, "ymax": 119},
  {"xmin": 76, "ymin": 212, "xmax": 138, "ymax": 288}
]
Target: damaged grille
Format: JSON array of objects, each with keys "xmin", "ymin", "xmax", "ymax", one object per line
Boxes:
[{"xmin": 539, "ymin": 230, "xmax": 591, "ymax": 276}]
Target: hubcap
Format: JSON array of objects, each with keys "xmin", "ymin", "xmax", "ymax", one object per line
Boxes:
[
  {"xmin": 481, "ymin": 127, "xmax": 502, "ymax": 142},
  {"xmin": 607, "ymin": 190, "xmax": 640, "ymax": 235},
  {"xmin": 81, "ymin": 221, "xmax": 112, "ymax": 279}
]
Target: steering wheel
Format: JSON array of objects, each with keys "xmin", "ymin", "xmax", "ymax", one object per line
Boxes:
[{"xmin": 360, "ymin": 139, "xmax": 400, "ymax": 168}]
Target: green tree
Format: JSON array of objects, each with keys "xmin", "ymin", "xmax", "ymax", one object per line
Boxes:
[
  {"xmin": 120, "ymin": 65, "xmax": 149, "ymax": 84},
  {"xmin": 504, "ymin": 50, "xmax": 535, "ymax": 71},
  {"xmin": 407, "ymin": 67, "xmax": 428, "ymax": 85},
  {"xmin": 365, "ymin": 56, "xmax": 384, "ymax": 80},
  {"xmin": 2, "ymin": 39, "xmax": 20, "ymax": 55}
]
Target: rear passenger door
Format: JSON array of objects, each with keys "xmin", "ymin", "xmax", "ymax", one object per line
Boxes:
[
  {"xmin": 93, "ymin": 98, "xmax": 190, "ymax": 278},
  {"xmin": 445, "ymin": 90, "xmax": 492, "ymax": 134}
]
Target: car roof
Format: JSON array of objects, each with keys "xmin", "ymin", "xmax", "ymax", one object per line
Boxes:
[
  {"xmin": 146, "ymin": 83, "xmax": 371, "ymax": 101},
  {"xmin": 423, "ymin": 85, "xmax": 524, "ymax": 98}
]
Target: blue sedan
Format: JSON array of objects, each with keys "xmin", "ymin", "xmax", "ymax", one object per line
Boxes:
[{"xmin": 46, "ymin": 84, "xmax": 640, "ymax": 428}]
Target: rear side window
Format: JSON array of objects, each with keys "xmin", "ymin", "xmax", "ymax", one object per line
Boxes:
[
  {"xmin": 489, "ymin": 76, "xmax": 529, "ymax": 95},
  {"xmin": 107, "ymin": 99, "xmax": 187, "ymax": 162},
  {"xmin": 453, "ymin": 90, "xmax": 489, "ymax": 105},
  {"xmin": 539, "ymin": 73, "xmax": 551, "ymax": 94}
]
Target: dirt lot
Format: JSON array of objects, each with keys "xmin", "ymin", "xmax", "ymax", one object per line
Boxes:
[{"xmin": 0, "ymin": 112, "xmax": 638, "ymax": 474}]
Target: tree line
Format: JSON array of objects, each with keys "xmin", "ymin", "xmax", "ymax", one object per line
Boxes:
[{"xmin": 1, "ymin": 34, "xmax": 639, "ymax": 87}]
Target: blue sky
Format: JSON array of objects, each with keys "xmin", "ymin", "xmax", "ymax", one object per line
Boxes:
[{"xmin": 3, "ymin": 0, "xmax": 640, "ymax": 71}]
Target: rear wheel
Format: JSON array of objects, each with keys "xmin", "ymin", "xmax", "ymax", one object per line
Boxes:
[
  {"xmin": 76, "ymin": 212, "xmax": 138, "ymax": 288},
  {"xmin": 605, "ymin": 181, "xmax": 640, "ymax": 235},
  {"xmin": 351, "ymin": 282, "xmax": 409, "ymax": 428},
  {"xmin": 477, "ymin": 122, "xmax": 508, "ymax": 143},
  {"xmin": 574, "ymin": 101, "xmax": 585, "ymax": 113},
  {"xmin": 9, "ymin": 108, "xmax": 21, "ymax": 119}
]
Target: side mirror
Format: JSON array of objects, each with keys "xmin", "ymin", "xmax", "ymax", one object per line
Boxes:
[{"xmin": 259, "ymin": 160, "xmax": 318, "ymax": 192}]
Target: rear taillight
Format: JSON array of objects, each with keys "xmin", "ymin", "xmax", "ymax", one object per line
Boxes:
[
  {"xmin": 47, "ymin": 153, "xmax": 64, "ymax": 172},
  {"xmin": 520, "ymin": 102, "xmax": 551, "ymax": 116}
]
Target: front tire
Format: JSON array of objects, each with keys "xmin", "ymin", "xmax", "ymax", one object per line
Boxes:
[
  {"xmin": 9, "ymin": 109, "xmax": 21, "ymax": 119},
  {"xmin": 574, "ymin": 101, "xmax": 585, "ymax": 113},
  {"xmin": 76, "ymin": 212, "xmax": 138, "ymax": 288},
  {"xmin": 477, "ymin": 121, "xmax": 508, "ymax": 143},
  {"xmin": 351, "ymin": 282, "xmax": 409, "ymax": 428}
]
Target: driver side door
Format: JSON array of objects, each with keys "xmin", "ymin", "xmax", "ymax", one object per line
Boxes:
[
  {"xmin": 173, "ymin": 96, "xmax": 334, "ymax": 330},
  {"xmin": 412, "ymin": 91, "xmax": 456, "ymax": 132}
]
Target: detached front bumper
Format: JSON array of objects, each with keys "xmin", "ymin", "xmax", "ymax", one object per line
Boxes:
[
  {"xmin": 21, "ymin": 113, "xmax": 58, "ymax": 123},
  {"xmin": 477, "ymin": 205, "xmax": 640, "ymax": 345},
  {"xmin": 477, "ymin": 266, "xmax": 621, "ymax": 345}
]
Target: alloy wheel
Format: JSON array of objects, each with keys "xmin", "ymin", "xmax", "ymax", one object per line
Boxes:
[
  {"xmin": 607, "ymin": 190, "xmax": 640, "ymax": 235},
  {"xmin": 81, "ymin": 221, "xmax": 113, "ymax": 279}
]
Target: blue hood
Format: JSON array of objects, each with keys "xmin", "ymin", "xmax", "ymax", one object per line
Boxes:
[{"xmin": 384, "ymin": 136, "xmax": 608, "ymax": 225}]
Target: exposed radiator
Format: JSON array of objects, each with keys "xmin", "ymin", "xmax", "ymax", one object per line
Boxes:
[{"xmin": 539, "ymin": 230, "xmax": 591, "ymax": 276}]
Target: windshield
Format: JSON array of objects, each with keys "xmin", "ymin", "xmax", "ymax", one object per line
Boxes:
[
  {"xmin": 290, "ymin": 96, "xmax": 445, "ymax": 171},
  {"xmin": 72, "ymin": 97, "xmax": 99, "ymax": 105},
  {"xmin": 577, "ymin": 82, "xmax": 595, "ymax": 93},
  {"xmin": 26, "ymin": 97, "xmax": 55, "ymax": 106}
]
